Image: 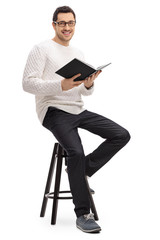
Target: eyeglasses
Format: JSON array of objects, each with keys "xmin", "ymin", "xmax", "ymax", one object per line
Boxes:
[{"xmin": 53, "ymin": 20, "xmax": 76, "ymax": 27}]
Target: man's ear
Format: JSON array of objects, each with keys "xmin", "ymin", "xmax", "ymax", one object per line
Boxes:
[{"xmin": 52, "ymin": 22, "xmax": 56, "ymax": 30}]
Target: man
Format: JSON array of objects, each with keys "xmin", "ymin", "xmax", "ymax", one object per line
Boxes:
[{"xmin": 23, "ymin": 6, "xmax": 130, "ymax": 233}]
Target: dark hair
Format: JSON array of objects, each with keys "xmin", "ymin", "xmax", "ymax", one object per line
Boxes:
[{"xmin": 52, "ymin": 6, "xmax": 76, "ymax": 22}]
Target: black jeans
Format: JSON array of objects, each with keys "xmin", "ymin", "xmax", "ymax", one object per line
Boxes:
[{"xmin": 43, "ymin": 107, "xmax": 130, "ymax": 217}]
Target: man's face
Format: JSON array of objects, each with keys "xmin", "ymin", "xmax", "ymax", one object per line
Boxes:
[{"xmin": 53, "ymin": 12, "xmax": 75, "ymax": 45}]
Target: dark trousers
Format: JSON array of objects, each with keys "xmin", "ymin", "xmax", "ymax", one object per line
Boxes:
[{"xmin": 43, "ymin": 107, "xmax": 130, "ymax": 217}]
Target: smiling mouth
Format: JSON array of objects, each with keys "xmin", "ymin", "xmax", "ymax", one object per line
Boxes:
[{"xmin": 62, "ymin": 31, "xmax": 72, "ymax": 36}]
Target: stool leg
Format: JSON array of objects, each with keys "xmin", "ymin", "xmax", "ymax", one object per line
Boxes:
[
  {"xmin": 40, "ymin": 143, "xmax": 58, "ymax": 217},
  {"xmin": 51, "ymin": 144, "xmax": 63, "ymax": 225},
  {"xmin": 85, "ymin": 177, "xmax": 99, "ymax": 221}
]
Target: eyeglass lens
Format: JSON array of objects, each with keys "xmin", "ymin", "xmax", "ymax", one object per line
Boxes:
[{"xmin": 58, "ymin": 21, "xmax": 75, "ymax": 27}]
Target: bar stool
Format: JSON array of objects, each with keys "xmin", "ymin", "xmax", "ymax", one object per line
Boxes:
[{"xmin": 40, "ymin": 142, "xmax": 99, "ymax": 225}]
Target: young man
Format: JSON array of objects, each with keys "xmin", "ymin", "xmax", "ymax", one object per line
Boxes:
[{"xmin": 23, "ymin": 6, "xmax": 130, "ymax": 233}]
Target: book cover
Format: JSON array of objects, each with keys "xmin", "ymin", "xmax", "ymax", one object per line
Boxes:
[{"xmin": 55, "ymin": 58, "xmax": 111, "ymax": 81}]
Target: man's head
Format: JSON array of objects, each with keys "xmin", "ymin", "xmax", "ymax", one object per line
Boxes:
[{"xmin": 52, "ymin": 6, "xmax": 76, "ymax": 46}]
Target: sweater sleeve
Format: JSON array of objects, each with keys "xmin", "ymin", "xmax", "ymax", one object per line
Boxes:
[{"xmin": 22, "ymin": 45, "xmax": 63, "ymax": 96}]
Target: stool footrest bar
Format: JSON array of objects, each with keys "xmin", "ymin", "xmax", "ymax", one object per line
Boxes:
[{"xmin": 45, "ymin": 191, "xmax": 73, "ymax": 199}]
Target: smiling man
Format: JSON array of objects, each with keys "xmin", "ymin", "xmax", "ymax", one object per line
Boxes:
[
  {"xmin": 52, "ymin": 12, "xmax": 75, "ymax": 43},
  {"xmin": 23, "ymin": 6, "xmax": 130, "ymax": 233}
]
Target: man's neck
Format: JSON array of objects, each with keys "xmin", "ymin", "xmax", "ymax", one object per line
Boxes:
[{"xmin": 52, "ymin": 37, "xmax": 70, "ymax": 47}]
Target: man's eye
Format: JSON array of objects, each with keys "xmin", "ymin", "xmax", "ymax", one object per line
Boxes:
[{"xmin": 59, "ymin": 21, "xmax": 65, "ymax": 25}]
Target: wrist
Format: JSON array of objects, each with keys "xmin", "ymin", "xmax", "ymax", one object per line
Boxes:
[{"xmin": 85, "ymin": 83, "xmax": 94, "ymax": 90}]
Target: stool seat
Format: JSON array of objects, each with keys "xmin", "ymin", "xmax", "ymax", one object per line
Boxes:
[{"xmin": 40, "ymin": 142, "xmax": 98, "ymax": 225}]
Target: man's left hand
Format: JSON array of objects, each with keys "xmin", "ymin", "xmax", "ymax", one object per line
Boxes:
[{"xmin": 84, "ymin": 70, "xmax": 102, "ymax": 89}]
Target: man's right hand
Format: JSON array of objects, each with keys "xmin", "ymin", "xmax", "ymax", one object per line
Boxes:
[{"xmin": 61, "ymin": 73, "xmax": 84, "ymax": 91}]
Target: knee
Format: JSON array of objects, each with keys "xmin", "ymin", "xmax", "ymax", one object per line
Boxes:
[
  {"xmin": 119, "ymin": 129, "xmax": 131, "ymax": 144},
  {"xmin": 67, "ymin": 148, "xmax": 84, "ymax": 159}
]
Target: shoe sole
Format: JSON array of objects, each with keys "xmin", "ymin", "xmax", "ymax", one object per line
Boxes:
[{"xmin": 76, "ymin": 225, "xmax": 101, "ymax": 233}]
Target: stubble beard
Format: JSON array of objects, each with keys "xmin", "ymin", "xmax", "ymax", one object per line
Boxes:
[{"xmin": 57, "ymin": 32, "xmax": 73, "ymax": 44}]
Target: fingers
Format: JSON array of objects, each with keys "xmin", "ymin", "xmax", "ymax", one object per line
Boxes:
[
  {"xmin": 97, "ymin": 70, "xmax": 102, "ymax": 76},
  {"xmin": 84, "ymin": 70, "xmax": 102, "ymax": 89},
  {"xmin": 68, "ymin": 70, "xmax": 101, "ymax": 89},
  {"xmin": 71, "ymin": 70, "xmax": 101, "ymax": 83},
  {"xmin": 72, "ymin": 73, "xmax": 81, "ymax": 81},
  {"xmin": 73, "ymin": 81, "xmax": 83, "ymax": 86},
  {"xmin": 85, "ymin": 70, "xmax": 102, "ymax": 81},
  {"xmin": 94, "ymin": 70, "xmax": 102, "ymax": 78},
  {"xmin": 71, "ymin": 73, "xmax": 85, "ymax": 87}
]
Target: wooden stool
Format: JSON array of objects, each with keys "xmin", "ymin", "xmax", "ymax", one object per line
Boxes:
[{"xmin": 40, "ymin": 143, "xmax": 99, "ymax": 224}]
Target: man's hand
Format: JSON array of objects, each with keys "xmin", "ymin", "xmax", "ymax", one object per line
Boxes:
[
  {"xmin": 61, "ymin": 70, "xmax": 102, "ymax": 91},
  {"xmin": 84, "ymin": 70, "xmax": 102, "ymax": 89},
  {"xmin": 61, "ymin": 73, "xmax": 84, "ymax": 91}
]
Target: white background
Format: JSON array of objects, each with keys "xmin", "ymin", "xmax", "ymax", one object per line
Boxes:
[{"xmin": 0, "ymin": 0, "xmax": 160, "ymax": 239}]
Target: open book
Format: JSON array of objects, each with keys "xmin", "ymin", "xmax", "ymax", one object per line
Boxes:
[{"xmin": 55, "ymin": 58, "xmax": 111, "ymax": 81}]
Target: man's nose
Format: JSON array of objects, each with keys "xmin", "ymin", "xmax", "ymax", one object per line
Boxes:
[{"xmin": 64, "ymin": 23, "xmax": 70, "ymax": 29}]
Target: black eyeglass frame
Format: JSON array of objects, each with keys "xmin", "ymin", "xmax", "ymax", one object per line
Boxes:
[{"xmin": 53, "ymin": 20, "xmax": 76, "ymax": 27}]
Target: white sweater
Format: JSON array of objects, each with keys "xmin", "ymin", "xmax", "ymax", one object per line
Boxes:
[{"xmin": 23, "ymin": 40, "xmax": 94, "ymax": 123}]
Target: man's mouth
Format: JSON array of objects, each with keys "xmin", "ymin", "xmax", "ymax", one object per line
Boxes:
[{"xmin": 62, "ymin": 31, "xmax": 72, "ymax": 36}]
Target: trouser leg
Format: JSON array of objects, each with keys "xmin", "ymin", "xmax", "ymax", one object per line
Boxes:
[
  {"xmin": 42, "ymin": 108, "xmax": 90, "ymax": 217},
  {"xmin": 79, "ymin": 110, "xmax": 131, "ymax": 177},
  {"xmin": 59, "ymin": 129, "xmax": 91, "ymax": 217}
]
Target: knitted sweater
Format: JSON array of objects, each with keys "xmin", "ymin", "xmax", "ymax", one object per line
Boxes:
[{"xmin": 22, "ymin": 40, "xmax": 94, "ymax": 123}]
